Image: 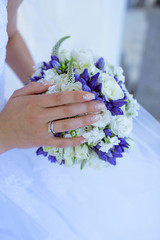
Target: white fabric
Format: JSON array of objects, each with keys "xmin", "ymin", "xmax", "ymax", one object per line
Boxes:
[
  {"xmin": 1, "ymin": 1, "xmax": 160, "ymax": 240},
  {"xmin": 0, "ymin": 106, "xmax": 160, "ymax": 240}
]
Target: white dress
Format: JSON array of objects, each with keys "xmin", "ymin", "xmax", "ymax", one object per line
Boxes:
[{"xmin": 1, "ymin": 1, "xmax": 160, "ymax": 240}]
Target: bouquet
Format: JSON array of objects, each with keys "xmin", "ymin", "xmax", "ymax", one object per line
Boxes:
[{"xmin": 32, "ymin": 36, "xmax": 139, "ymax": 169}]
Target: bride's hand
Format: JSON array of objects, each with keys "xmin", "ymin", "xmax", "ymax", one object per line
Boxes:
[{"xmin": 0, "ymin": 82, "xmax": 105, "ymax": 153}]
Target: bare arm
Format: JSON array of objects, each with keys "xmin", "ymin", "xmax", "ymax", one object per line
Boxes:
[{"xmin": 6, "ymin": 0, "xmax": 34, "ymax": 84}]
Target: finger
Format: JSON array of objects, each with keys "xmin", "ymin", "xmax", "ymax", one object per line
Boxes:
[
  {"xmin": 11, "ymin": 82, "xmax": 53, "ymax": 98},
  {"xmin": 45, "ymin": 136, "xmax": 87, "ymax": 148},
  {"xmin": 37, "ymin": 91, "xmax": 95, "ymax": 108},
  {"xmin": 42, "ymin": 101, "xmax": 105, "ymax": 122},
  {"xmin": 49, "ymin": 113, "xmax": 100, "ymax": 132}
]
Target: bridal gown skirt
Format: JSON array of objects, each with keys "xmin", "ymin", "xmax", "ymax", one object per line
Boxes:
[{"xmin": 0, "ymin": 106, "xmax": 160, "ymax": 240}]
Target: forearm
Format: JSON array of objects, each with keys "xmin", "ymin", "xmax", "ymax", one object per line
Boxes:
[{"xmin": 6, "ymin": 30, "xmax": 35, "ymax": 84}]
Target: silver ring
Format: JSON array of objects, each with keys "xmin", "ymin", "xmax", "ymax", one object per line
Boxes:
[{"xmin": 48, "ymin": 121, "xmax": 56, "ymax": 135}]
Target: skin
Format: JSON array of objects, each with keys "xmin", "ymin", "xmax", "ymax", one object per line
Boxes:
[{"xmin": 0, "ymin": 0, "xmax": 105, "ymax": 154}]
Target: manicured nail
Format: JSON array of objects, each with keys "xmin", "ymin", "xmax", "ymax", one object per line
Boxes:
[
  {"xmin": 91, "ymin": 114, "xmax": 100, "ymax": 122},
  {"xmin": 83, "ymin": 93, "xmax": 95, "ymax": 100},
  {"xmin": 80, "ymin": 139, "xmax": 88, "ymax": 144},
  {"xmin": 95, "ymin": 102, "xmax": 105, "ymax": 110}
]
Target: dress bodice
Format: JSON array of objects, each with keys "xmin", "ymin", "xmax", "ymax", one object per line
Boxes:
[{"xmin": 0, "ymin": 0, "xmax": 8, "ymax": 112}]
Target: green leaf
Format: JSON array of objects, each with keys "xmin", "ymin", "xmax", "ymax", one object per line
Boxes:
[
  {"xmin": 51, "ymin": 36, "xmax": 70, "ymax": 56},
  {"xmin": 80, "ymin": 159, "xmax": 87, "ymax": 170}
]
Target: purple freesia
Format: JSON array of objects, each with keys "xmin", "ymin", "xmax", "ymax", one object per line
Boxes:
[
  {"xmin": 106, "ymin": 99, "xmax": 127, "ymax": 116},
  {"xmin": 52, "ymin": 60, "xmax": 60, "ymax": 69},
  {"xmin": 48, "ymin": 155, "xmax": 57, "ymax": 163},
  {"xmin": 74, "ymin": 73, "xmax": 80, "ymax": 81},
  {"xmin": 88, "ymin": 72, "xmax": 100, "ymax": 89},
  {"xmin": 94, "ymin": 83, "xmax": 102, "ymax": 93},
  {"xmin": 95, "ymin": 57, "xmax": 105, "ymax": 70},
  {"xmin": 81, "ymin": 69, "xmax": 90, "ymax": 82},
  {"xmin": 96, "ymin": 149, "xmax": 117, "ymax": 166},
  {"xmin": 36, "ymin": 147, "xmax": 48, "ymax": 157},
  {"xmin": 60, "ymin": 160, "xmax": 65, "ymax": 165},
  {"xmin": 82, "ymin": 84, "xmax": 91, "ymax": 92},
  {"xmin": 51, "ymin": 55, "xmax": 60, "ymax": 62},
  {"xmin": 104, "ymin": 128, "xmax": 112, "ymax": 136}
]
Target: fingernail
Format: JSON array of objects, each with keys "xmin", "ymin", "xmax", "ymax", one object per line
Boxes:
[
  {"xmin": 83, "ymin": 93, "xmax": 95, "ymax": 100},
  {"xmin": 95, "ymin": 102, "xmax": 105, "ymax": 110},
  {"xmin": 80, "ymin": 139, "xmax": 88, "ymax": 144},
  {"xmin": 91, "ymin": 114, "xmax": 100, "ymax": 122}
]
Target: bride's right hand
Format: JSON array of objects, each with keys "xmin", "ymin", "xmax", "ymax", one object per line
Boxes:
[{"xmin": 0, "ymin": 82, "xmax": 105, "ymax": 153}]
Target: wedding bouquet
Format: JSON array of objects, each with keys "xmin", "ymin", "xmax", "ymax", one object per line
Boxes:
[{"xmin": 33, "ymin": 36, "xmax": 139, "ymax": 169}]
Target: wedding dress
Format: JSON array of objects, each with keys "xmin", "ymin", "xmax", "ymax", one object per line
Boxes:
[{"xmin": 1, "ymin": 1, "xmax": 160, "ymax": 240}]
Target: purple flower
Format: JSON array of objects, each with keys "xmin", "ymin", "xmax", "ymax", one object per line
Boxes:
[
  {"xmin": 118, "ymin": 138, "xmax": 129, "ymax": 152},
  {"xmin": 104, "ymin": 128, "xmax": 112, "ymax": 136},
  {"xmin": 107, "ymin": 157, "xmax": 116, "ymax": 165},
  {"xmin": 95, "ymin": 57, "xmax": 105, "ymax": 70},
  {"xmin": 94, "ymin": 83, "xmax": 102, "ymax": 93},
  {"xmin": 106, "ymin": 99, "xmax": 127, "ymax": 116},
  {"xmin": 51, "ymin": 55, "xmax": 60, "ymax": 62},
  {"xmin": 92, "ymin": 91, "xmax": 99, "ymax": 99},
  {"xmin": 57, "ymin": 69, "xmax": 62, "ymax": 74},
  {"xmin": 48, "ymin": 155, "xmax": 57, "ymax": 163},
  {"xmin": 74, "ymin": 73, "xmax": 80, "ymax": 81},
  {"xmin": 96, "ymin": 149, "xmax": 117, "ymax": 166},
  {"xmin": 54, "ymin": 132, "xmax": 61, "ymax": 137},
  {"xmin": 96, "ymin": 150, "xmax": 108, "ymax": 161},
  {"xmin": 30, "ymin": 76, "xmax": 41, "ymax": 82},
  {"xmin": 36, "ymin": 147, "xmax": 48, "ymax": 157},
  {"xmin": 88, "ymin": 72, "xmax": 100, "ymax": 89},
  {"xmin": 52, "ymin": 60, "xmax": 60, "ymax": 69},
  {"xmin": 60, "ymin": 160, "xmax": 65, "ymax": 165},
  {"xmin": 81, "ymin": 69, "xmax": 90, "ymax": 82},
  {"xmin": 82, "ymin": 84, "xmax": 91, "ymax": 92},
  {"xmin": 77, "ymin": 78, "xmax": 87, "ymax": 85}
]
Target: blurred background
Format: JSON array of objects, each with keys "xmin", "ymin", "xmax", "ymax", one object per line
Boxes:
[
  {"xmin": 5, "ymin": 0, "xmax": 160, "ymax": 120},
  {"xmin": 122, "ymin": 0, "xmax": 160, "ymax": 121}
]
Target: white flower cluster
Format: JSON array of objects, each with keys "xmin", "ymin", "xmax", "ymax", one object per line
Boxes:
[{"xmin": 34, "ymin": 37, "xmax": 139, "ymax": 169}]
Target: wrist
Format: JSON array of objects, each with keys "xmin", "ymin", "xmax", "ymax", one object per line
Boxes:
[{"xmin": 0, "ymin": 113, "xmax": 11, "ymax": 154}]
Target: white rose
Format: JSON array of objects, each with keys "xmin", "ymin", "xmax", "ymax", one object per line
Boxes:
[
  {"xmin": 44, "ymin": 69, "xmax": 56, "ymax": 82},
  {"xmin": 75, "ymin": 144, "xmax": 89, "ymax": 162},
  {"xmin": 63, "ymin": 147, "xmax": 75, "ymax": 166},
  {"xmin": 111, "ymin": 116, "xmax": 133, "ymax": 137},
  {"xmin": 92, "ymin": 108, "xmax": 111, "ymax": 128},
  {"xmin": 99, "ymin": 136, "xmax": 120, "ymax": 153},
  {"xmin": 101, "ymin": 74, "xmax": 124, "ymax": 100},
  {"xmin": 71, "ymin": 49, "xmax": 95, "ymax": 73},
  {"xmin": 82, "ymin": 127, "xmax": 105, "ymax": 146},
  {"xmin": 62, "ymin": 81, "xmax": 82, "ymax": 91}
]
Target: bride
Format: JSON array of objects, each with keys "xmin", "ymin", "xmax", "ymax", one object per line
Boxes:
[{"xmin": 0, "ymin": 0, "xmax": 160, "ymax": 239}]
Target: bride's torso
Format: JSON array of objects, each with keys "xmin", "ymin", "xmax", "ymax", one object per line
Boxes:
[{"xmin": 0, "ymin": 0, "xmax": 8, "ymax": 112}]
